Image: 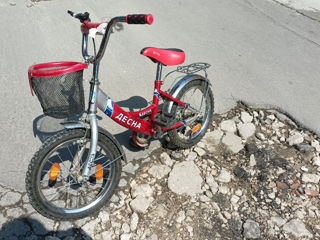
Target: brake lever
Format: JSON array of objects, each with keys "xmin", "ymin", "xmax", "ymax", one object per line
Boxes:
[{"xmin": 67, "ymin": 10, "xmax": 91, "ymax": 23}]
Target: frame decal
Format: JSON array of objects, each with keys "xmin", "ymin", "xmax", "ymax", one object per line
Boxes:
[
  {"xmin": 104, "ymin": 97, "xmax": 114, "ymax": 117},
  {"xmin": 154, "ymin": 89, "xmax": 160, "ymax": 99}
]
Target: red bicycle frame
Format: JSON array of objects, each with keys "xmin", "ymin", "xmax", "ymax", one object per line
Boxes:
[{"xmin": 96, "ymin": 72, "xmax": 188, "ymax": 137}]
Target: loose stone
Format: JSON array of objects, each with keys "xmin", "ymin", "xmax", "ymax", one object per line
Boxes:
[
  {"xmin": 130, "ymin": 196, "xmax": 153, "ymax": 213},
  {"xmin": 222, "ymin": 132, "xmax": 244, "ymax": 154},
  {"xmin": 256, "ymin": 132, "xmax": 266, "ymax": 141},
  {"xmin": 286, "ymin": 132, "xmax": 304, "ymax": 146},
  {"xmin": 194, "ymin": 147, "xmax": 206, "ymax": 157},
  {"xmin": 148, "ymin": 165, "xmax": 171, "ymax": 179},
  {"xmin": 186, "ymin": 152, "xmax": 197, "ymax": 161},
  {"xmin": 220, "ymin": 120, "xmax": 237, "ymax": 132},
  {"xmin": 237, "ymin": 123, "xmax": 256, "ymax": 139},
  {"xmin": 302, "ymin": 173, "xmax": 320, "ymax": 184},
  {"xmin": 283, "ymin": 219, "xmax": 312, "ymax": 238},
  {"xmin": 130, "ymin": 212, "xmax": 139, "ymax": 231},
  {"xmin": 217, "ymin": 168, "xmax": 232, "ymax": 183},
  {"xmin": 312, "ymin": 157, "xmax": 320, "ymax": 167},
  {"xmin": 241, "ymin": 111, "xmax": 253, "ymax": 123},
  {"xmin": 168, "ymin": 161, "xmax": 203, "ymax": 196},
  {"xmin": 242, "ymin": 220, "xmax": 261, "ymax": 239}
]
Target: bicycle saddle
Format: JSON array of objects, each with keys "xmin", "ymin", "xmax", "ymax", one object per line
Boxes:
[{"xmin": 141, "ymin": 47, "xmax": 185, "ymax": 66}]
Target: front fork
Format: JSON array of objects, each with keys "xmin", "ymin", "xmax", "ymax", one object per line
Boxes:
[
  {"xmin": 81, "ymin": 113, "xmax": 98, "ymax": 180},
  {"xmin": 80, "ymin": 63, "xmax": 100, "ymax": 181}
]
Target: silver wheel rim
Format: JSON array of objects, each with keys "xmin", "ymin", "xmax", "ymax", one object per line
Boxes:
[{"xmin": 36, "ymin": 136, "xmax": 115, "ymax": 215}]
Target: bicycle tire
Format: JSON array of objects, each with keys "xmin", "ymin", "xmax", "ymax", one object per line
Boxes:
[
  {"xmin": 167, "ymin": 79, "xmax": 214, "ymax": 148},
  {"xmin": 25, "ymin": 129, "xmax": 122, "ymax": 220}
]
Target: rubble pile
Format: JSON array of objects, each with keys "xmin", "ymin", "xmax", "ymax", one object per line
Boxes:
[{"xmin": 0, "ymin": 106, "xmax": 319, "ymax": 239}]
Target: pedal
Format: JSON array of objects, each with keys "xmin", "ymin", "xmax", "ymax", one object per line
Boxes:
[
  {"xmin": 155, "ymin": 114, "xmax": 170, "ymax": 127},
  {"xmin": 131, "ymin": 132, "xmax": 149, "ymax": 148}
]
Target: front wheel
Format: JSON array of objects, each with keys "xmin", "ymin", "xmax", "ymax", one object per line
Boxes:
[
  {"xmin": 167, "ymin": 79, "xmax": 214, "ymax": 148},
  {"xmin": 25, "ymin": 129, "xmax": 122, "ymax": 220}
]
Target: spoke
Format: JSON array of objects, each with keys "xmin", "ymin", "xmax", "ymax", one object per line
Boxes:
[
  {"xmin": 67, "ymin": 146, "xmax": 74, "ymax": 159},
  {"xmin": 93, "ymin": 155, "xmax": 108, "ymax": 162},
  {"xmin": 88, "ymin": 155, "xmax": 122, "ymax": 177},
  {"xmin": 65, "ymin": 180, "xmax": 71, "ymax": 208},
  {"xmin": 43, "ymin": 182, "xmax": 79, "ymax": 196}
]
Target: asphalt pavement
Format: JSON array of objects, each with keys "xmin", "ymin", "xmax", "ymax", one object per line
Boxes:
[{"xmin": 0, "ymin": 0, "xmax": 319, "ymax": 191}]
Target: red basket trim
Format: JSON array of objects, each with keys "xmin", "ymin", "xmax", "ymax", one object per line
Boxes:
[{"xmin": 28, "ymin": 61, "xmax": 88, "ymax": 78}]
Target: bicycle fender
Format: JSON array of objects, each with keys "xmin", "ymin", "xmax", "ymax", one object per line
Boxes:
[
  {"xmin": 62, "ymin": 122, "xmax": 127, "ymax": 163},
  {"xmin": 163, "ymin": 74, "xmax": 210, "ymax": 115}
]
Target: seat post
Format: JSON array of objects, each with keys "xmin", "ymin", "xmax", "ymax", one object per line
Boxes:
[{"xmin": 156, "ymin": 63, "xmax": 163, "ymax": 81}]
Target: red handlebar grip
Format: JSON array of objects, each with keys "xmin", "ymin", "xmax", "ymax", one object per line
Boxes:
[
  {"xmin": 145, "ymin": 14, "xmax": 154, "ymax": 25},
  {"xmin": 126, "ymin": 14, "xmax": 154, "ymax": 24}
]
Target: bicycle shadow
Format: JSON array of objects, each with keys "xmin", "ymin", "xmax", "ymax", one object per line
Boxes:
[
  {"xmin": 116, "ymin": 95, "xmax": 148, "ymax": 112},
  {"xmin": 32, "ymin": 96, "xmax": 151, "ymax": 152},
  {"xmin": 0, "ymin": 217, "xmax": 92, "ymax": 239}
]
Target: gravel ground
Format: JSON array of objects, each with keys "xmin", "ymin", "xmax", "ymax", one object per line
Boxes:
[{"xmin": 1, "ymin": 104, "xmax": 319, "ymax": 239}]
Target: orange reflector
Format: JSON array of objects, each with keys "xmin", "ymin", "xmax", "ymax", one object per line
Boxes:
[
  {"xmin": 49, "ymin": 163, "xmax": 60, "ymax": 181},
  {"xmin": 96, "ymin": 164, "xmax": 103, "ymax": 181},
  {"xmin": 192, "ymin": 123, "xmax": 202, "ymax": 134}
]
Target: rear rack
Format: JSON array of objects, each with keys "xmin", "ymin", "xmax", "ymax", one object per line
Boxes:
[
  {"xmin": 176, "ymin": 62, "xmax": 211, "ymax": 75},
  {"xmin": 162, "ymin": 62, "xmax": 211, "ymax": 86}
]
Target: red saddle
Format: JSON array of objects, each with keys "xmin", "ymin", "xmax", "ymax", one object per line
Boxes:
[{"xmin": 141, "ymin": 47, "xmax": 185, "ymax": 66}]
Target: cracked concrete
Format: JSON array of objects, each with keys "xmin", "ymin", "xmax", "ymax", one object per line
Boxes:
[{"xmin": 0, "ymin": 0, "xmax": 319, "ymax": 199}]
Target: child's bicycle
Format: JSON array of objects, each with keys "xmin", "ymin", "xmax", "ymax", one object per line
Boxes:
[{"xmin": 26, "ymin": 11, "xmax": 214, "ymax": 220}]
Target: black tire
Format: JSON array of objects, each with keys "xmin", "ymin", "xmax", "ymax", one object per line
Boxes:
[
  {"xmin": 167, "ymin": 79, "xmax": 214, "ymax": 148},
  {"xmin": 25, "ymin": 129, "xmax": 122, "ymax": 220}
]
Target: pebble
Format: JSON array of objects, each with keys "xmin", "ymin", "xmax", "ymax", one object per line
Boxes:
[
  {"xmin": 220, "ymin": 119, "xmax": 237, "ymax": 132},
  {"xmin": 176, "ymin": 211, "xmax": 186, "ymax": 223},
  {"xmin": 200, "ymin": 195, "xmax": 211, "ymax": 202},
  {"xmin": 287, "ymin": 132, "xmax": 304, "ymax": 146},
  {"xmin": 302, "ymin": 173, "xmax": 320, "ymax": 184},
  {"xmin": 122, "ymin": 162, "xmax": 139, "ymax": 174},
  {"xmin": 230, "ymin": 195, "xmax": 240, "ymax": 205},
  {"xmin": 241, "ymin": 111, "xmax": 253, "ymax": 123},
  {"xmin": 222, "ymin": 132, "xmax": 244, "ymax": 154},
  {"xmin": 194, "ymin": 147, "xmax": 206, "ymax": 157},
  {"xmin": 312, "ymin": 156, "xmax": 320, "ymax": 167},
  {"xmin": 131, "ymin": 184, "xmax": 153, "ymax": 198},
  {"xmin": 256, "ymin": 132, "xmax": 266, "ymax": 141},
  {"xmin": 168, "ymin": 161, "xmax": 203, "ymax": 196},
  {"xmin": 203, "ymin": 129, "xmax": 224, "ymax": 145},
  {"xmin": 237, "ymin": 122, "xmax": 256, "ymax": 139},
  {"xmin": 130, "ymin": 196, "xmax": 153, "ymax": 213},
  {"xmin": 249, "ymin": 154, "xmax": 256, "ymax": 167},
  {"xmin": 121, "ymin": 223, "xmax": 130, "ymax": 233},
  {"xmin": 148, "ymin": 165, "xmax": 171, "ymax": 179},
  {"xmin": 186, "ymin": 152, "xmax": 197, "ymax": 161},
  {"xmin": 270, "ymin": 216, "xmax": 286, "ymax": 227},
  {"xmin": 283, "ymin": 219, "xmax": 312, "ymax": 238},
  {"xmin": 130, "ymin": 212, "xmax": 139, "ymax": 231},
  {"xmin": 243, "ymin": 220, "xmax": 261, "ymax": 239},
  {"xmin": 216, "ymin": 168, "xmax": 232, "ymax": 183},
  {"xmin": 118, "ymin": 179, "xmax": 128, "ymax": 187}
]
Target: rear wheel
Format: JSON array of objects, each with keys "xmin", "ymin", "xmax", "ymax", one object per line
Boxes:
[
  {"xmin": 25, "ymin": 129, "xmax": 122, "ymax": 220},
  {"xmin": 167, "ymin": 80, "xmax": 214, "ymax": 148}
]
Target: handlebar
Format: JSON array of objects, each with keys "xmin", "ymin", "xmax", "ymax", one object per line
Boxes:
[
  {"xmin": 67, "ymin": 11, "xmax": 154, "ymax": 64},
  {"xmin": 126, "ymin": 14, "xmax": 154, "ymax": 25}
]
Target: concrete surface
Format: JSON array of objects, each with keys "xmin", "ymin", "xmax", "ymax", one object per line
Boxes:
[{"xmin": 0, "ymin": 0, "xmax": 319, "ymax": 191}]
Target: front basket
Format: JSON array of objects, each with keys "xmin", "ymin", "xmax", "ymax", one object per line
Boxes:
[{"xmin": 28, "ymin": 62, "xmax": 88, "ymax": 119}]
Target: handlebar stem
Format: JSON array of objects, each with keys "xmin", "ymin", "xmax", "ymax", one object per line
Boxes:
[{"xmin": 81, "ymin": 16, "xmax": 126, "ymax": 64}]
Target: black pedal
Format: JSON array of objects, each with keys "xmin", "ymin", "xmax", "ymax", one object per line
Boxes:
[
  {"xmin": 163, "ymin": 111, "xmax": 174, "ymax": 118},
  {"xmin": 155, "ymin": 114, "xmax": 169, "ymax": 126}
]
